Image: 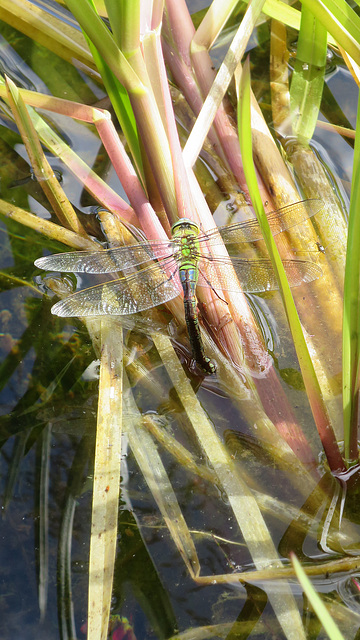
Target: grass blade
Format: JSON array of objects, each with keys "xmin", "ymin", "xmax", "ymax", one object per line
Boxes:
[
  {"xmin": 236, "ymin": 57, "xmax": 344, "ymax": 473},
  {"xmin": 0, "ymin": 0, "xmax": 95, "ymax": 71},
  {"xmin": 84, "ymin": 0, "xmax": 143, "ymax": 177},
  {"xmin": 289, "ymin": 0, "xmax": 360, "ymax": 65},
  {"xmin": 2, "ymin": 432, "xmax": 29, "ymax": 511},
  {"xmin": 153, "ymin": 333, "xmax": 306, "ymax": 640},
  {"xmin": 5, "ymin": 75, "xmax": 89, "ymax": 237},
  {"xmin": 124, "ymin": 379, "xmax": 201, "ymax": 579},
  {"xmin": 290, "ymin": 6, "xmax": 327, "ymax": 143},
  {"xmin": 238, "ymin": 0, "xmax": 360, "ymax": 64},
  {"xmin": 37, "ymin": 423, "xmax": 52, "ymax": 621},
  {"xmin": 87, "ymin": 318, "xmax": 123, "ymax": 640},
  {"xmin": 291, "ymin": 554, "xmax": 346, "ymax": 640},
  {"xmin": 342, "ymin": 88, "xmax": 360, "ymax": 463},
  {"xmin": 58, "ymin": 436, "xmax": 91, "ymax": 640},
  {"xmin": 58, "ymin": 493, "xmax": 77, "ymax": 640}
]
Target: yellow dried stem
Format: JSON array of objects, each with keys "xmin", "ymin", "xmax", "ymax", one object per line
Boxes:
[
  {"xmin": 124, "ymin": 377, "xmax": 201, "ymax": 578},
  {"xmin": 5, "ymin": 75, "xmax": 90, "ymax": 236},
  {"xmin": 194, "ymin": 553, "xmax": 360, "ymax": 584},
  {"xmin": 0, "ymin": 198, "xmax": 97, "ymax": 250},
  {"xmin": 0, "ymin": 0, "xmax": 97, "ymax": 74},
  {"xmin": 286, "ymin": 143, "xmax": 347, "ymax": 434},
  {"xmin": 270, "ymin": 19, "xmax": 291, "ymax": 134},
  {"xmin": 267, "ymin": 25, "xmax": 346, "ymax": 432},
  {"xmin": 152, "ymin": 333, "xmax": 307, "ymax": 640},
  {"xmin": 338, "ymin": 44, "xmax": 360, "ymax": 86},
  {"xmin": 141, "ymin": 414, "xmax": 217, "ymax": 484},
  {"xmin": 87, "ymin": 318, "xmax": 123, "ymax": 640},
  {"xmin": 316, "ymin": 120, "xmax": 355, "ymax": 138}
]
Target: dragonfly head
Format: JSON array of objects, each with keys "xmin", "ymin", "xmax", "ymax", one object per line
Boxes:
[{"xmin": 171, "ymin": 218, "xmax": 200, "ymax": 237}]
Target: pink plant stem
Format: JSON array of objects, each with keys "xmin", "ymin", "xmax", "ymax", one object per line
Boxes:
[
  {"xmin": 164, "ymin": 0, "xmax": 272, "ymax": 211},
  {"xmin": 0, "ymin": 87, "xmax": 138, "ymax": 225},
  {"xmin": 151, "ymin": 0, "xmax": 165, "ymax": 30},
  {"xmin": 3, "ymin": 87, "xmax": 174, "ymax": 230},
  {"xmin": 187, "ymin": 171, "xmax": 318, "ymax": 468},
  {"xmin": 161, "ymin": 32, "xmax": 224, "ymax": 160},
  {"xmin": 57, "ymin": 145, "xmax": 137, "ymax": 224},
  {"xmin": 95, "ymin": 105, "xmax": 184, "ymax": 313},
  {"xmin": 307, "ymin": 391, "xmax": 345, "ymax": 472},
  {"xmin": 143, "ymin": 13, "xmax": 283, "ymax": 413},
  {"xmin": 142, "ymin": 23, "xmax": 194, "ymax": 223},
  {"xmin": 162, "ymin": 0, "xmax": 320, "ymax": 466},
  {"xmin": 255, "ymin": 373, "xmax": 319, "ymax": 467},
  {"xmin": 95, "ymin": 116, "xmax": 169, "ymax": 242},
  {"xmin": 1, "ymin": 89, "xmax": 105, "ymax": 121},
  {"xmin": 144, "ymin": 22, "xmax": 273, "ymax": 386}
]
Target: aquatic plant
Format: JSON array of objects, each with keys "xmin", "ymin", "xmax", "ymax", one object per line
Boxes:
[{"xmin": 0, "ymin": 0, "xmax": 359, "ymax": 638}]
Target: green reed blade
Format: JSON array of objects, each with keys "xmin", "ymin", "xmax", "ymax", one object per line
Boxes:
[
  {"xmin": 84, "ymin": 0, "xmax": 143, "ymax": 179},
  {"xmin": 290, "ymin": 6, "xmax": 327, "ymax": 144},
  {"xmin": 87, "ymin": 318, "xmax": 123, "ymax": 640},
  {"xmin": 104, "ymin": 0, "xmax": 123, "ymax": 48},
  {"xmin": 5, "ymin": 76, "xmax": 89, "ymax": 238},
  {"xmin": 237, "ymin": 57, "xmax": 344, "ymax": 473},
  {"xmin": 342, "ymin": 89, "xmax": 360, "ymax": 463},
  {"xmin": 291, "ymin": 554, "xmax": 346, "ymax": 640},
  {"xmin": 299, "ymin": 0, "xmax": 360, "ymax": 66},
  {"xmin": 64, "ymin": 0, "xmax": 141, "ymax": 92}
]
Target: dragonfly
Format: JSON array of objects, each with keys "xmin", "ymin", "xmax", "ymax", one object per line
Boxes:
[{"xmin": 35, "ymin": 199, "xmax": 323, "ymax": 375}]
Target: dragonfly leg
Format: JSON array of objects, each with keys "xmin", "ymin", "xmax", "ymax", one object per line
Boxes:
[
  {"xmin": 151, "ymin": 266, "xmax": 179, "ymax": 293},
  {"xmin": 198, "ymin": 267, "xmax": 228, "ymax": 305}
]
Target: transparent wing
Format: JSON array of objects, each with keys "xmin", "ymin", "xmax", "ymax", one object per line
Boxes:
[
  {"xmin": 35, "ymin": 239, "xmax": 174, "ymax": 274},
  {"xmin": 51, "ymin": 258, "xmax": 181, "ymax": 317},
  {"xmin": 34, "ymin": 199, "xmax": 322, "ymax": 274},
  {"xmin": 197, "ymin": 199, "xmax": 323, "ymax": 247},
  {"xmin": 197, "ymin": 256, "xmax": 322, "ymax": 293}
]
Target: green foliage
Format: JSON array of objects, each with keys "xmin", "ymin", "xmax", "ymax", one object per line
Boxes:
[
  {"xmin": 342, "ymin": 89, "xmax": 360, "ymax": 463},
  {"xmin": 84, "ymin": 0, "xmax": 143, "ymax": 176},
  {"xmin": 237, "ymin": 57, "xmax": 342, "ymax": 471},
  {"xmin": 290, "ymin": 6, "xmax": 327, "ymax": 143},
  {"xmin": 291, "ymin": 554, "xmax": 346, "ymax": 640}
]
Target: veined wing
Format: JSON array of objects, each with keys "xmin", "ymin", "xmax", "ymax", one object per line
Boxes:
[
  {"xmin": 34, "ymin": 239, "xmax": 174, "ymax": 274},
  {"xmin": 197, "ymin": 199, "xmax": 323, "ymax": 247},
  {"xmin": 51, "ymin": 258, "xmax": 181, "ymax": 317},
  {"xmin": 197, "ymin": 256, "xmax": 322, "ymax": 293}
]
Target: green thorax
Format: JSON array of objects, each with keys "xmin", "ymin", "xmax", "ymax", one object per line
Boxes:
[{"xmin": 171, "ymin": 218, "xmax": 201, "ymax": 270}]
